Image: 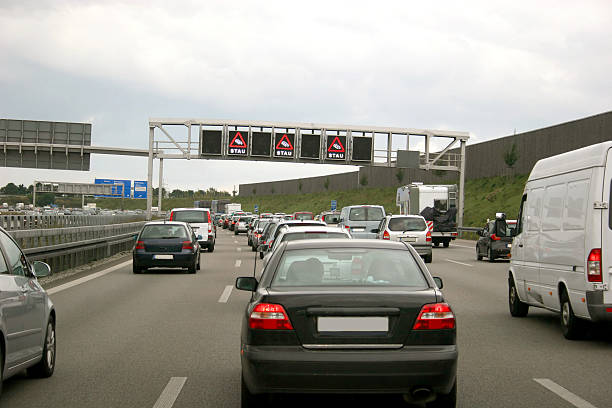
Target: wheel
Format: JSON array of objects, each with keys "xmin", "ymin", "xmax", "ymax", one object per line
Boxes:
[
  {"xmin": 488, "ymin": 247, "xmax": 495, "ymax": 262},
  {"xmin": 28, "ymin": 317, "xmax": 56, "ymax": 378},
  {"xmin": 196, "ymin": 253, "xmax": 201, "ymax": 270},
  {"xmin": 443, "ymin": 240, "xmax": 450, "ymax": 248},
  {"xmin": 476, "ymin": 246, "xmax": 483, "ymax": 261},
  {"xmin": 424, "ymin": 253, "xmax": 433, "ymax": 263},
  {"xmin": 0, "ymin": 341, "xmax": 3, "ymax": 396},
  {"xmin": 241, "ymin": 374, "xmax": 266, "ymax": 407},
  {"xmin": 259, "ymin": 251, "xmax": 264, "ymax": 259},
  {"xmin": 434, "ymin": 241, "xmax": 440, "ymax": 247},
  {"xmin": 560, "ymin": 290, "xmax": 584, "ymax": 340},
  {"xmin": 188, "ymin": 258, "xmax": 197, "ymax": 274},
  {"xmin": 427, "ymin": 380, "xmax": 456, "ymax": 408},
  {"xmin": 248, "ymin": 237, "xmax": 252, "ymax": 246},
  {"xmin": 132, "ymin": 263, "xmax": 142, "ymax": 274},
  {"xmin": 235, "ymin": 231, "xmax": 238, "ymax": 235},
  {"xmin": 208, "ymin": 244, "xmax": 215, "ymax": 253},
  {"xmin": 508, "ymin": 276, "xmax": 529, "ymax": 317},
  {"xmin": 251, "ymin": 244, "xmax": 256, "ymax": 252}
]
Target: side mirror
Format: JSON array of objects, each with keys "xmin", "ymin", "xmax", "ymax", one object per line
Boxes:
[
  {"xmin": 236, "ymin": 276, "xmax": 258, "ymax": 292},
  {"xmin": 433, "ymin": 276, "xmax": 443, "ymax": 289},
  {"xmin": 371, "ymin": 228, "xmax": 379, "ymax": 233},
  {"xmin": 33, "ymin": 261, "xmax": 52, "ymax": 278}
]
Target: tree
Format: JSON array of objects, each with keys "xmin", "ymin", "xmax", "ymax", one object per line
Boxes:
[
  {"xmin": 298, "ymin": 181, "xmax": 303, "ymax": 192},
  {"xmin": 395, "ymin": 169, "xmax": 404, "ymax": 184},
  {"xmin": 38, "ymin": 193, "xmax": 55, "ymax": 206},
  {"xmin": 252, "ymin": 188, "xmax": 256, "ymax": 195},
  {"xmin": 1, "ymin": 183, "xmax": 19, "ymax": 195},
  {"xmin": 359, "ymin": 175, "xmax": 368, "ymax": 186},
  {"xmin": 504, "ymin": 143, "xmax": 519, "ymax": 168},
  {"xmin": 324, "ymin": 178, "xmax": 330, "ymax": 190}
]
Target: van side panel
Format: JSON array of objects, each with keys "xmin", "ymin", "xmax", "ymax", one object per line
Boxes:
[{"xmin": 522, "ymin": 185, "xmax": 544, "ymax": 305}]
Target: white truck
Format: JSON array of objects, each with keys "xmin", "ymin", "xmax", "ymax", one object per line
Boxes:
[
  {"xmin": 225, "ymin": 203, "xmax": 242, "ymax": 214},
  {"xmin": 396, "ymin": 183, "xmax": 458, "ymax": 247}
]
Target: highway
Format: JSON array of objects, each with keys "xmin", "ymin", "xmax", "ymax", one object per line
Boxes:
[{"xmin": 2, "ymin": 230, "xmax": 611, "ymax": 408}]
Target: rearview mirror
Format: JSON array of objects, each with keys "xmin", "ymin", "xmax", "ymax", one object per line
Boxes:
[
  {"xmin": 433, "ymin": 276, "xmax": 443, "ymax": 289},
  {"xmin": 33, "ymin": 261, "xmax": 52, "ymax": 278},
  {"xmin": 236, "ymin": 277, "xmax": 258, "ymax": 292}
]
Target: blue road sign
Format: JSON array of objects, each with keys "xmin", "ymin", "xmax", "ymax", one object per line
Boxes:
[
  {"xmin": 331, "ymin": 200, "xmax": 337, "ymax": 211},
  {"xmin": 254, "ymin": 204, "xmax": 259, "ymax": 213},
  {"xmin": 95, "ymin": 179, "xmax": 131, "ymax": 198},
  {"xmin": 133, "ymin": 181, "xmax": 147, "ymax": 199}
]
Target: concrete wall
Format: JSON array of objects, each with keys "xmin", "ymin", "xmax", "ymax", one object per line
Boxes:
[{"xmin": 239, "ymin": 111, "xmax": 612, "ymax": 196}]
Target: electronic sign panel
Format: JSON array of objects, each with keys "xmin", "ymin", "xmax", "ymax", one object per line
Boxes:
[
  {"xmin": 201, "ymin": 130, "xmax": 222, "ymax": 155},
  {"xmin": 228, "ymin": 131, "xmax": 247, "ymax": 155},
  {"xmin": 351, "ymin": 136, "xmax": 373, "ymax": 162},
  {"xmin": 251, "ymin": 132, "xmax": 271, "ymax": 157},
  {"xmin": 300, "ymin": 134, "xmax": 320, "ymax": 159},
  {"xmin": 274, "ymin": 133, "xmax": 295, "ymax": 158},
  {"xmin": 133, "ymin": 181, "xmax": 148, "ymax": 199},
  {"xmin": 326, "ymin": 135, "xmax": 346, "ymax": 160}
]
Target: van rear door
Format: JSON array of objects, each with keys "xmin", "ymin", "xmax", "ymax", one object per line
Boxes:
[{"xmin": 601, "ymin": 148, "xmax": 612, "ymax": 304}]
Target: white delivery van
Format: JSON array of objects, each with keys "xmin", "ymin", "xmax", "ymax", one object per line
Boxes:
[{"xmin": 509, "ymin": 141, "xmax": 612, "ymax": 339}]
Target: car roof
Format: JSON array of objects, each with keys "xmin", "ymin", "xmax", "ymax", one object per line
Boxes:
[
  {"xmin": 171, "ymin": 208, "xmax": 210, "ymax": 212},
  {"xmin": 387, "ymin": 214, "xmax": 425, "ymax": 219},
  {"xmin": 144, "ymin": 221, "xmax": 189, "ymax": 227},
  {"xmin": 284, "ymin": 238, "xmax": 407, "ymax": 250},
  {"xmin": 279, "ymin": 226, "xmax": 349, "ymax": 234},
  {"xmin": 279, "ymin": 220, "xmax": 326, "ymax": 226}
]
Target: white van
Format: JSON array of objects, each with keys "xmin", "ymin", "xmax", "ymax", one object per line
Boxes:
[
  {"xmin": 170, "ymin": 208, "xmax": 216, "ymax": 252},
  {"xmin": 509, "ymin": 141, "xmax": 612, "ymax": 339}
]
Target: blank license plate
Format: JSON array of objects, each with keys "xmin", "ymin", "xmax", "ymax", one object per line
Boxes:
[
  {"xmin": 351, "ymin": 228, "xmax": 365, "ymax": 232},
  {"xmin": 317, "ymin": 317, "xmax": 388, "ymax": 332},
  {"xmin": 401, "ymin": 237, "xmax": 417, "ymax": 243},
  {"xmin": 153, "ymin": 254, "xmax": 173, "ymax": 260}
]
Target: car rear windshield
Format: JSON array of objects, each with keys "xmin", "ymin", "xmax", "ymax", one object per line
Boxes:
[
  {"xmin": 271, "ymin": 248, "xmax": 427, "ymax": 288},
  {"xmin": 172, "ymin": 210, "xmax": 208, "ymax": 223},
  {"xmin": 239, "ymin": 217, "xmax": 250, "ymax": 222},
  {"xmin": 388, "ymin": 217, "xmax": 427, "ymax": 232},
  {"xmin": 348, "ymin": 207, "xmax": 384, "ymax": 221},
  {"xmin": 294, "ymin": 213, "xmax": 314, "ymax": 220},
  {"xmin": 281, "ymin": 232, "xmax": 348, "ymax": 243},
  {"xmin": 323, "ymin": 214, "xmax": 340, "ymax": 223},
  {"xmin": 140, "ymin": 225, "xmax": 189, "ymax": 239}
]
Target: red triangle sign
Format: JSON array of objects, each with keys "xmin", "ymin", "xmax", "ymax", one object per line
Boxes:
[
  {"xmin": 229, "ymin": 132, "xmax": 247, "ymax": 148},
  {"xmin": 276, "ymin": 134, "xmax": 294, "ymax": 150},
  {"xmin": 327, "ymin": 136, "xmax": 345, "ymax": 153}
]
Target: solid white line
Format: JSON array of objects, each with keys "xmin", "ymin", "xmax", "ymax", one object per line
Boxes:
[
  {"xmin": 445, "ymin": 259, "xmax": 473, "ymax": 267},
  {"xmin": 152, "ymin": 377, "xmax": 187, "ymax": 408},
  {"xmin": 534, "ymin": 378, "xmax": 598, "ymax": 408},
  {"xmin": 47, "ymin": 260, "xmax": 132, "ymax": 295},
  {"xmin": 235, "ymin": 259, "xmax": 242, "ymax": 268},
  {"xmin": 218, "ymin": 285, "xmax": 233, "ymax": 303},
  {"xmin": 237, "ymin": 247, "xmax": 242, "ymax": 252}
]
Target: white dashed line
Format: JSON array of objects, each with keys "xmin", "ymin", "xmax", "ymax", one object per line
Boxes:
[
  {"xmin": 237, "ymin": 247, "xmax": 242, "ymax": 252},
  {"xmin": 47, "ymin": 260, "xmax": 132, "ymax": 295},
  {"xmin": 152, "ymin": 377, "xmax": 187, "ymax": 408},
  {"xmin": 235, "ymin": 259, "xmax": 242, "ymax": 268},
  {"xmin": 445, "ymin": 259, "xmax": 473, "ymax": 267},
  {"xmin": 234, "ymin": 240, "xmax": 238, "ymax": 244},
  {"xmin": 452, "ymin": 244, "xmax": 474, "ymax": 249},
  {"xmin": 218, "ymin": 285, "xmax": 233, "ymax": 303},
  {"xmin": 534, "ymin": 379, "xmax": 598, "ymax": 408}
]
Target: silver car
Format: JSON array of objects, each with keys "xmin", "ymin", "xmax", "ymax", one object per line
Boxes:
[
  {"xmin": 375, "ymin": 215, "xmax": 433, "ymax": 263},
  {"xmin": 0, "ymin": 227, "xmax": 56, "ymax": 395}
]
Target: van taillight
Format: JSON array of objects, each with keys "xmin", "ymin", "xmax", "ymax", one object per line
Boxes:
[
  {"xmin": 135, "ymin": 240, "xmax": 144, "ymax": 250},
  {"xmin": 587, "ymin": 248, "xmax": 602, "ymax": 282},
  {"xmin": 249, "ymin": 303, "xmax": 293, "ymax": 330},
  {"xmin": 383, "ymin": 230, "xmax": 390, "ymax": 240},
  {"xmin": 413, "ymin": 303, "xmax": 455, "ymax": 330},
  {"xmin": 182, "ymin": 241, "xmax": 194, "ymax": 250}
]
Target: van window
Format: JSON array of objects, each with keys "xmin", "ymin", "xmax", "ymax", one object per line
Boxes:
[
  {"xmin": 542, "ymin": 184, "xmax": 565, "ymax": 231},
  {"xmin": 172, "ymin": 210, "xmax": 209, "ymax": 223},
  {"xmin": 565, "ymin": 180, "xmax": 589, "ymax": 231},
  {"xmin": 527, "ymin": 188, "xmax": 544, "ymax": 231},
  {"xmin": 517, "ymin": 194, "xmax": 527, "ymax": 235},
  {"xmin": 349, "ymin": 207, "xmax": 384, "ymax": 221}
]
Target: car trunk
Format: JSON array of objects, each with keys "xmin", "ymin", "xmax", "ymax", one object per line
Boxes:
[
  {"xmin": 144, "ymin": 238, "xmax": 183, "ymax": 253},
  {"xmin": 264, "ymin": 288, "xmax": 437, "ymax": 348},
  {"xmin": 389, "ymin": 230, "xmax": 428, "ymax": 245}
]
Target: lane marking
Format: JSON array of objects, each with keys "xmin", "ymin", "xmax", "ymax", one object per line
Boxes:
[
  {"xmin": 445, "ymin": 259, "xmax": 473, "ymax": 267},
  {"xmin": 237, "ymin": 247, "xmax": 242, "ymax": 252},
  {"xmin": 234, "ymin": 240, "xmax": 238, "ymax": 244},
  {"xmin": 235, "ymin": 260, "xmax": 242, "ymax": 268},
  {"xmin": 218, "ymin": 285, "xmax": 233, "ymax": 303},
  {"xmin": 47, "ymin": 260, "xmax": 132, "ymax": 295},
  {"xmin": 534, "ymin": 378, "xmax": 598, "ymax": 408},
  {"xmin": 452, "ymin": 244, "xmax": 474, "ymax": 249},
  {"xmin": 152, "ymin": 377, "xmax": 187, "ymax": 408}
]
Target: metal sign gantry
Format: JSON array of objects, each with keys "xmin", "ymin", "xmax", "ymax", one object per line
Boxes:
[{"xmin": 146, "ymin": 118, "xmax": 469, "ymax": 225}]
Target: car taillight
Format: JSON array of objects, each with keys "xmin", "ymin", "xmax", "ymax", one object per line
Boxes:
[
  {"xmin": 413, "ymin": 303, "xmax": 455, "ymax": 330},
  {"xmin": 135, "ymin": 240, "xmax": 144, "ymax": 250},
  {"xmin": 208, "ymin": 212, "xmax": 211, "ymax": 224},
  {"xmin": 490, "ymin": 234, "xmax": 500, "ymax": 241},
  {"xmin": 169, "ymin": 212, "xmax": 174, "ymax": 221},
  {"xmin": 345, "ymin": 225, "xmax": 350, "ymax": 229},
  {"xmin": 249, "ymin": 303, "xmax": 293, "ymax": 330},
  {"xmin": 182, "ymin": 241, "xmax": 193, "ymax": 250},
  {"xmin": 426, "ymin": 229, "xmax": 432, "ymax": 242},
  {"xmin": 383, "ymin": 230, "xmax": 390, "ymax": 240},
  {"xmin": 587, "ymin": 248, "xmax": 602, "ymax": 282}
]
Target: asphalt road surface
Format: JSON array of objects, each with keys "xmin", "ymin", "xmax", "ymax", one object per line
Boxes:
[{"xmin": 2, "ymin": 231, "xmax": 611, "ymax": 407}]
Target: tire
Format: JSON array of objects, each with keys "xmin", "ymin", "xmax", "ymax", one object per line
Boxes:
[
  {"xmin": 424, "ymin": 253, "xmax": 433, "ymax": 263},
  {"xmin": 208, "ymin": 244, "xmax": 215, "ymax": 253},
  {"xmin": 28, "ymin": 318, "xmax": 56, "ymax": 378},
  {"xmin": 132, "ymin": 263, "xmax": 142, "ymax": 274},
  {"xmin": 0, "ymin": 343, "xmax": 3, "ymax": 396},
  {"xmin": 508, "ymin": 276, "xmax": 529, "ymax": 317},
  {"xmin": 476, "ymin": 246, "xmax": 483, "ymax": 261},
  {"xmin": 443, "ymin": 240, "xmax": 450, "ymax": 248},
  {"xmin": 196, "ymin": 253, "xmax": 201, "ymax": 270},
  {"xmin": 434, "ymin": 241, "xmax": 440, "ymax": 247},
  {"xmin": 241, "ymin": 375, "xmax": 266, "ymax": 408},
  {"xmin": 428, "ymin": 380, "xmax": 456, "ymax": 408},
  {"xmin": 188, "ymin": 258, "xmax": 197, "ymax": 274},
  {"xmin": 488, "ymin": 247, "xmax": 495, "ymax": 262},
  {"xmin": 235, "ymin": 231, "xmax": 238, "ymax": 235},
  {"xmin": 251, "ymin": 244, "xmax": 257, "ymax": 252},
  {"xmin": 259, "ymin": 251, "xmax": 264, "ymax": 259},
  {"xmin": 248, "ymin": 237, "xmax": 252, "ymax": 246},
  {"xmin": 560, "ymin": 290, "xmax": 584, "ymax": 340}
]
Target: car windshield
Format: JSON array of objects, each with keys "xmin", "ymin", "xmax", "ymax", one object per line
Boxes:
[
  {"xmin": 271, "ymin": 248, "xmax": 427, "ymax": 288},
  {"xmin": 140, "ymin": 225, "xmax": 189, "ymax": 239},
  {"xmin": 388, "ymin": 217, "xmax": 426, "ymax": 232},
  {"xmin": 172, "ymin": 210, "xmax": 208, "ymax": 223},
  {"xmin": 281, "ymin": 232, "xmax": 348, "ymax": 243},
  {"xmin": 348, "ymin": 207, "xmax": 384, "ymax": 221}
]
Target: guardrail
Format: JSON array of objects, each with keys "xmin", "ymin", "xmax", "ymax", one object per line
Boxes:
[
  {"xmin": 457, "ymin": 226, "xmax": 481, "ymax": 240},
  {"xmin": 0, "ymin": 214, "xmax": 146, "ymax": 230},
  {"xmin": 9, "ymin": 221, "xmax": 147, "ymax": 273}
]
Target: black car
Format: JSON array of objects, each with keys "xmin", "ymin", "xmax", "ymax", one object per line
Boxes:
[
  {"xmin": 236, "ymin": 239, "xmax": 457, "ymax": 407},
  {"xmin": 476, "ymin": 217, "xmax": 514, "ymax": 262},
  {"xmin": 132, "ymin": 221, "xmax": 200, "ymax": 274}
]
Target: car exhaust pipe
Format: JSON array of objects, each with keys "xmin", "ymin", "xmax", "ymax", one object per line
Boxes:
[{"xmin": 403, "ymin": 387, "xmax": 435, "ymax": 403}]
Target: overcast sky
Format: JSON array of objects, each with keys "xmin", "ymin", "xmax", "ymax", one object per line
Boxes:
[{"xmin": 1, "ymin": 0, "xmax": 611, "ymax": 193}]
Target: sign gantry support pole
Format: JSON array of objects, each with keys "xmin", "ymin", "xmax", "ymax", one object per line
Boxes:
[
  {"xmin": 457, "ymin": 140, "xmax": 467, "ymax": 228},
  {"xmin": 146, "ymin": 126, "xmax": 154, "ymax": 220},
  {"xmin": 158, "ymin": 158, "xmax": 164, "ymax": 213}
]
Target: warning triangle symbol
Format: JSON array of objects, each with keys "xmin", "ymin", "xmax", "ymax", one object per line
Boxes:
[
  {"xmin": 327, "ymin": 136, "xmax": 345, "ymax": 153},
  {"xmin": 229, "ymin": 132, "xmax": 247, "ymax": 148},
  {"xmin": 276, "ymin": 134, "xmax": 294, "ymax": 150}
]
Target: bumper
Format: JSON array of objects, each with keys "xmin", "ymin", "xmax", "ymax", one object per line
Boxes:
[
  {"xmin": 410, "ymin": 244, "xmax": 432, "ymax": 257},
  {"xmin": 586, "ymin": 291, "xmax": 612, "ymax": 322},
  {"xmin": 237, "ymin": 227, "xmax": 248, "ymax": 233},
  {"xmin": 491, "ymin": 243, "xmax": 511, "ymax": 258},
  {"xmin": 242, "ymin": 344, "xmax": 457, "ymax": 395},
  {"xmin": 133, "ymin": 253, "xmax": 196, "ymax": 268},
  {"xmin": 350, "ymin": 231, "xmax": 377, "ymax": 239}
]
